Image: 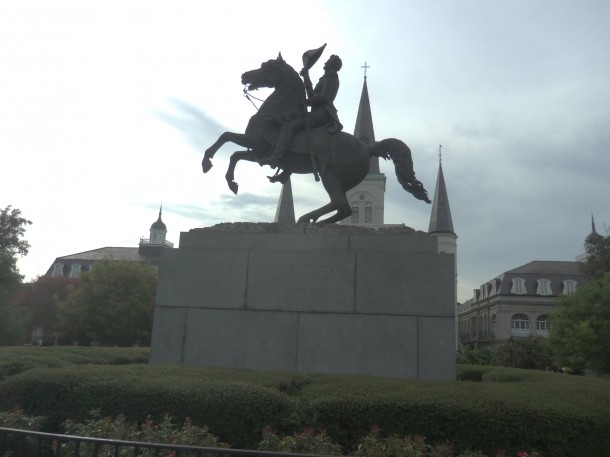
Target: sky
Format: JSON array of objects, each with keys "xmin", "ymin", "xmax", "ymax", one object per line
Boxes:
[{"xmin": 1, "ymin": 0, "xmax": 608, "ymax": 303}]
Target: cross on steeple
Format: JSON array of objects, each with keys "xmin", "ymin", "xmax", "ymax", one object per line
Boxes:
[
  {"xmin": 361, "ymin": 61, "xmax": 370, "ymax": 79},
  {"xmin": 439, "ymin": 144, "xmax": 442, "ymax": 163}
]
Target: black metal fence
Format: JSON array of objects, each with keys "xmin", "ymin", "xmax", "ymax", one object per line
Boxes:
[{"xmin": 0, "ymin": 427, "xmax": 338, "ymax": 457}]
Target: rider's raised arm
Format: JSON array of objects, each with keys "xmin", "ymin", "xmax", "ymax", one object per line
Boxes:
[{"xmin": 301, "ymin": 70, "xmax": 314, "ymax": 101}]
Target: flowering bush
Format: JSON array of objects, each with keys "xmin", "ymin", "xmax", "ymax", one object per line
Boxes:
[
  {"xmin": 0, "ymin": 407, "xmax": 44, "ymax": 430},
  {"xmin": 354, "ymin": 428, "xmax": 453, "ymax": 457},
  {"xmin": 61, "ymin": 410, "xmax": 228, "ymax": 457},
  {"xmin": 258, "ymin": 426, "xmax": 343, "ymax": 455}
]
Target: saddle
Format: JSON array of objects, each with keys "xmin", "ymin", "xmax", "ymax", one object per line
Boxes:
[{"xmin": 264, "ymin": 126, "xmax": 333, "ymax": 173}]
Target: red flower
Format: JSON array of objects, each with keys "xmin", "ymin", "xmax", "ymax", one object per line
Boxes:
[{"xmin": 517, "ymin": 452, "xmax": 528, "ymax": 457}]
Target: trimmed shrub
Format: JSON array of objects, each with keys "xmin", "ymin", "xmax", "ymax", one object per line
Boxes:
[
  {"xmin": 1, "ymin": 363, "xmax": 609, "ymax": 456},
  {"xmin": 0, "ymin": 346, "xmax": 149, "ymax": 381},
  {"xmin": 0, "ymin": 365, "xmax": 296, "ymax": 448}
]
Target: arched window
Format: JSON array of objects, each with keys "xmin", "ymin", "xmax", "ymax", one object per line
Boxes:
[
  {"xmin": 491, "ymin": 315, "xmax": 497, "ymax": 336},
  {"xmin": 511, "ymin": 313, "xmax": 531, "ymax": 336},
  {"xmin": 536, "ymin": 315, "xmax": 550, "ymax": 333},
  {"xmin": 562, "ymin": 279, "xmax": 577, "ymax": 295},
  {"xmin": 70, "ymin": 263, "xmax": 81, "ymax": 278},
  {"xmin": 52, "ymin": 263, "xmax": 63, "ymax": 277},
  {"xmin": 536, "ymin": 278, "xmax": 552, "ymax": 296},
  {"xmin": 511, "ymin": 278, "xmax": 526, "ymax": 295},
  {"xmin": 350, "ymin": 206, "xmax": 359, "ymax": 223}
]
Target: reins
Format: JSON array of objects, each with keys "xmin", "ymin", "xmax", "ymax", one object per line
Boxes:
[{"xmin": 243, "ymin": 87, "xmax": 265, "ymax": 111}]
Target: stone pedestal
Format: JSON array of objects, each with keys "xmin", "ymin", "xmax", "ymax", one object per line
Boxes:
[{"xmin": 149, "ymin": 223, "xmax": 456, "ymax": 380}]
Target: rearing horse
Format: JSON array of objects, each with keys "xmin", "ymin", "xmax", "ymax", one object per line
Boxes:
[{"xmin": 202, "ymin": 54, "xmax": 430, "ymax": 223}]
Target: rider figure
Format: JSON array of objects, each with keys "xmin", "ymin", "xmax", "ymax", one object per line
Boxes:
[{"xmin": 262, "ymin": 54, "xmax": 344, "ymax": 169}]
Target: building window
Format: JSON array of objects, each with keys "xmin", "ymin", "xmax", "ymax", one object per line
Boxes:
[
  {"xmin": 52, "ymin": 263, "xmax": 63, "ymax": 277},
  {"xmin": 70, "ymin": 264, "xmax": 81, "ymax": 278},
  {"xmin": 351, "ymin": 206, "xmax": 359, "ymax": 223},
  {"xmin": 536, "ymin": 278, "xmax": 552, "ymax": 296},
  {"xmin": 489, "ymin": 280, "xmax": 497, "ymax": 296},
  {"xmin": 563, "ymin": 279, "xmax": 577, "ymax": 295},
  {"xmin": 364, "ymin": 206, "xmax": 373, "ymax": 224},
  {"xmin": 536, "ymin": 315, "xmax": 550, "ymax": 333},
  {"xmin": 511, "ymin": 313, "xmax": 531, "ymax": 336},
  {"xmin": 491, "ymin": 315, "xmax": 497, "ymax": 335},
  {"xmin": 511, "ymin": 278, "xmax": 526, "ymax": 295}
]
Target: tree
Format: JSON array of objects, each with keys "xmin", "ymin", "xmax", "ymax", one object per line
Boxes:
[
  {"xmin": 0, "ymin": 205, "xmax": 32, "ymax": 345},
  {"xmin": 495, "ymin": 336, "xmax": 553, "ymax": 370},
  {"xmin": 12, "ymin": 276, "xmax": 78, "ymax": 345},
  {"xmin": 0, "ymin": 206, "xmax": 32, "ymax": 258},
  {"xmin": 549, "ymin": 271, "xmax": 610, "ymax": 373},
  {"xmin": 582, "ymin": 234, "xmax": 610, "ymax": 280},
  {"xmin": 56, "ymin": 260, "xmax": 157, "ymax": 346}
]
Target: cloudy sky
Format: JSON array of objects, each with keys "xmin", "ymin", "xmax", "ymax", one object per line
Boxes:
[{"xmin": 1, "ymin": 0, "xmax": 608, "ymax": 302}]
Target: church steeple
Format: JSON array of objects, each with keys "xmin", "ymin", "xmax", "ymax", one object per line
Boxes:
[
  {"xmin": 339, "ymin": 62, "xmax": 386, "ymax": 226},
  {"xmin": 274, "ymin": 177, "xmax": 296, "ymax": 223},
  {"xmin": 428, "ymin": 146, "xmax": 455, "ymax": 236},
  {"xmin": 354, "ymin": 62, "xmax": 379, "ymax": 173}
]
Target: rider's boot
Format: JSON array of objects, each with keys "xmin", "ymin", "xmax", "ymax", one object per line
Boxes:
[{"xmin": 262, "ymin": 123, "xmax": 294, "ymax": 168}]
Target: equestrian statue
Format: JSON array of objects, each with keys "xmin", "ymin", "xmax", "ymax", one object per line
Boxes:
[{"xmin": 202, "ymin": 45, "xmax": 431, "ymax": 224}]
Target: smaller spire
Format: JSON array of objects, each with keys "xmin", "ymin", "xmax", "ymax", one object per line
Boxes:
[
  {"xmin": 361, "ymin": 61, "xmax": 370, "ymax": 79},
  {"xmin": 585, "ymin": 214, "xmax": 603, "ymax": 245},
  {"xmin": 274, "ymin": 178, "xmax": 296, "ymax": 223},
  {"xmin": 428, "ymin": 146, "xmax": 455, "ymax": 235}
]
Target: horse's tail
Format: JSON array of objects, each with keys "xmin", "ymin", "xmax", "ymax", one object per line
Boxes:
[{"xmin": 370, "ymin": 138, "xmax": 431, "ymax": 204}]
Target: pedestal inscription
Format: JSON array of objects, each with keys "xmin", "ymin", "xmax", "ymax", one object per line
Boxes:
[{"xmin": 247, "ymin": 250, "xmax": 355, "ymax": 312}]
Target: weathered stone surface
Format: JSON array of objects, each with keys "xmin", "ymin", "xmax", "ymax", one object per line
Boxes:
[
  {"xmin": 355, "ymin": 251, "xmax": 455, "ymax": 316},
  {"xmin": 247, "ymin": 250, "xmax": 355, "ymax": 312},
  {"xmin": 296, "ymin": 313, "xmax": 419, "ymax": 378},
  {"xmin": 182, "ymin": 309, "xmax": 299, "ymax": 372},
  {"xmin": 150, "ymin": 223, "xmax": 456, "ymax": 380}
]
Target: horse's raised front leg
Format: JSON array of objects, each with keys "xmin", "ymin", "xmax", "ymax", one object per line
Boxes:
[
  {"xmin": 202, "ymin": 132, "xmax": 257, "ymax": 174},
  {"xmin": 225, "ymin": 150, "xmax": 259, "ymax": 194}
]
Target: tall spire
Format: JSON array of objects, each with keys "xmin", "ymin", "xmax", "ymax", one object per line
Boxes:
[
  {"xmin": 428, "ymin": 145, "xmax": 455, "ymax": 235},
  {"xmin": 274, "ymin": 177, "xmax": 296, "ymax": 223},
  {"xmin": 354, "ymin": 63, "xmax": 379, "ymax": 173}
]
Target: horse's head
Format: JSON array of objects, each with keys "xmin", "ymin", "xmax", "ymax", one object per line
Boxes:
[{"xmin": 241, "ymin": 54, "xmax": 291, "ymax": 91}]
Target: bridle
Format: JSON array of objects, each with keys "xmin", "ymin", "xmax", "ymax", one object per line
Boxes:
[
  {"xmin": 243, "ymin": 87, "xmax": 265, "ymax": 111},
  {"xmin": 242, "ymin": 59, "xmax": 287, "ymax": 112}
]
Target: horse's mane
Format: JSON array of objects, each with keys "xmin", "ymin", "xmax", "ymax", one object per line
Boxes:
[
  {"xmin": 283, "ymin": 61, "xmax": 306, "ymax": 95},
  {"xmin": 256, "ymin": 58, "xmax": 305, "ymax": 117}
]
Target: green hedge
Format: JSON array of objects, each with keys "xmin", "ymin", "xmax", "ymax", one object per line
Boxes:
[
  {"xmin": 0, "ymin": 365, "xmax": 296, "ymax": 448},
  {"xmin": 1, "ymin": 361, "xmax": 609, "ymax": 456},
  {"xmin": 0, "ymin": 346, "xmax": 149, "ymax": 381}
]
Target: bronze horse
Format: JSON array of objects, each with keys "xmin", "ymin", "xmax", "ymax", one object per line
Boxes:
[{"xmin": 202, "ymin": 54, "xmax": 430, "ymax": 223}]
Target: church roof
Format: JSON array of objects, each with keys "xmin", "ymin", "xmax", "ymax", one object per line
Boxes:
[
  {"xmin": 354, "ymin": 78, "xmax": 380, "ymax": 174},
  {"xmin": 428, "ymin": 161, "xmax": 455, "ymax": 235}
]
